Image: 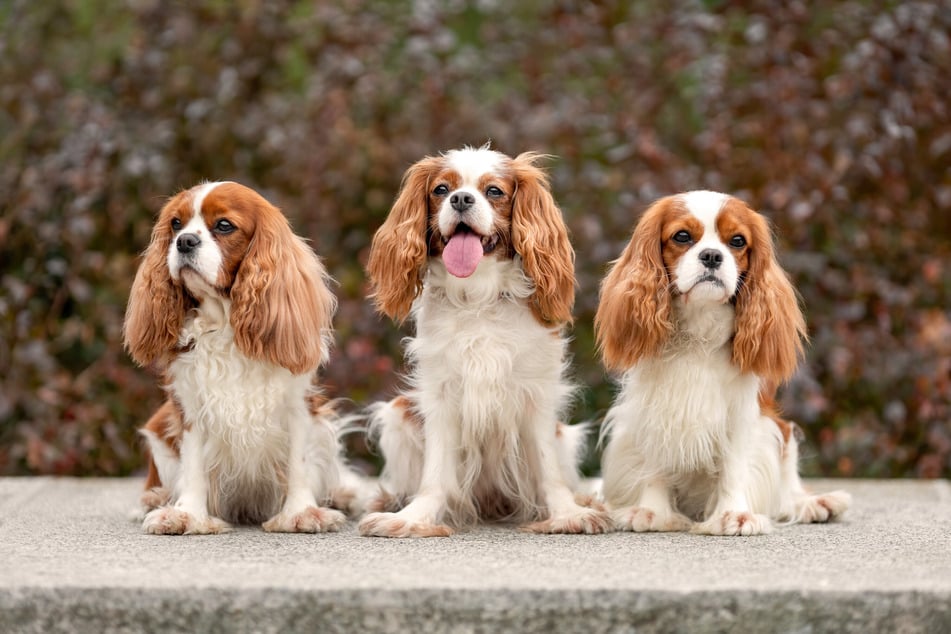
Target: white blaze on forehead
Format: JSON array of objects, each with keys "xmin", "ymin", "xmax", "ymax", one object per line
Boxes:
[
  {"xmin": 444, "ymin": 148, "xmax": 506, "ymax": 186},
  {"xmin": 680, "ymin": 190, "xmax": 728, "ymax": 236},
  {"xmin": 190, "ymin": 181, "xmax": 230, "ymax": 216}
]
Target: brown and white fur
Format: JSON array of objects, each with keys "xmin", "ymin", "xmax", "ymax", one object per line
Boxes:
[
  {"xmin": 595, "ymin": 191, "xmax": 850, "ymax": 536},
  {"xmin": 124, "ymin": 181, "xmax": 357, "ymax": 534},
  {"xmin": 359, "ymin": 146, "xmax": 610, "ymax": 537}
]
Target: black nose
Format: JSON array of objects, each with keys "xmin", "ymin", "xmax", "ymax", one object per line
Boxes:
[
  {"xmin": 698, "ymin": 248, "xmax": 723, "ymax": 269},
  {"xmin": 450, "ymin": 192, "xmax": 475, "ymax": 212},
  {"xmin": 176, "ymin": 233, "xmax": 201, "ymax": 254}
]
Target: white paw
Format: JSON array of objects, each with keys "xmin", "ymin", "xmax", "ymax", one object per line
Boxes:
[
  {"xmin": 611, "ymin": 506, "xmax": 692, "ymax": 533},
  {"xmin": 521, "ymin": 506, "xmax": 613, "ymax": 534},
  {"xmin": 694, "ymin": 511, "xmax": 771, "ymax": 536},
  {"xmin": 143, "ymin": 507, "xmax": 231, "ymax": 535},
  {"xmin": 262, "ymin": 506, "xmax": 347, "ymax": 533},
  {"xmin": 796, "ymin": 490, "xmax": 851, "ymax": 523},
  {"xmin": 358, "ymin": 512, "xmax": 453, "ymax": 538}
]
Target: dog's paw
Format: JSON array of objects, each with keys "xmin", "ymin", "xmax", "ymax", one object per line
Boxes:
[
  {"xmin": 143, "ymin": 507, "xmax": 231, "ymax": 535},
  {"xmin": 521, "ymin": 507, "xmax": 613, "ymax": 535},
  {"xmin": 796, "ymin": 490, "xmax": 851, "ymax": 523},
  {"xmin": 366, "ymin": 489, "xmax": 411, "ymax": 514},
  {"xmin": 612, "ymin": 506, "xmax": 693, "ymax": 533},
  {"xmin": 130, "ymin": 487, "xmax": 173, "ymax": 522},
  {"xmin": 140, "ymin": 487, "xmax": 172, "ymax": 512},
  {"xmin": 328, "ymin": 487, "xmax": 359, "ymax": 516},
  {"xmin": 573, "ymin": 493, "xmax": 608, "ymax": 512},
  {"xmin": 694, "ymin": 511, "xmax": 771, "ymax": 536},
  {"xmin": 358, "ymin": 512, "xmax": 454, "ymax": 538},
  {"xmin": 263, "ymin": 506, "xmax": 347, "ymax": 533}
]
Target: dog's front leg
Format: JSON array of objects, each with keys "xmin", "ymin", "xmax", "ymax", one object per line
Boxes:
[
  {"xmin": 694, "ymin": 413, "xmax": 772, "ymax": 536},
  {"xmin": 521, "ymin": 420, "xmax": 612, "ymax": 534},
  {"xmin": 359, "ymin": 412, "xmax": 456, "ymax": 538},
  {"xmin": 263, "ymin": 409, "xmax": 346, "ymax": 533},
  {"xmin": 143, "ymin": 427, "xmax": 231, "ymax": 535}
]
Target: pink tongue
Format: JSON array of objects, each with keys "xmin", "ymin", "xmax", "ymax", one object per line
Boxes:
[{"xmin": 442, "ymin": 232, "xmax": 484, "ymax": 278}]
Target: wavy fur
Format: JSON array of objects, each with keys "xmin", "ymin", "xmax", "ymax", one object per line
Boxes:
[
  {"xmin": 126, "ymin": 182, "xmax": 359, "ymax": 535},
  {"xmin": 359, "ymin": 147, "xmax": 609, "ymax": 537},
  {"xmin": 365, "ymin": 156, "xmax": 441, "ymax": 322},
  {"xmin": 597, "ymin": 191, "xmax": 849, "ymax": 536}
]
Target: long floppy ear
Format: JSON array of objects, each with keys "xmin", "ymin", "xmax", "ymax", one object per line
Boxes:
[
  {"xmin": 230, "ymin": 205, "xmax": 337, "ymax": 375},
  {"xmin": 123, "ymin": 202, "xmax": 191, "ymax": 368},
  {"xmin": 510, "ymin": 152, "xmax": 575, "ymax": 325},
  {"xmin": 594, "ymin": 199, "xmax": 675, "ymax": 372},
  {"xmin": 732, "ymin": 212, "xmax": 807, "ymax": 383},
  {"xmin": 365, "ymin": 156, "xmax": 441, "ymax": 322}
]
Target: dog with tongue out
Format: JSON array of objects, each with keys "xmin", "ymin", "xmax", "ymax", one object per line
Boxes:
[
  {"xmin": 442, "ymin": 224, "xmax": 487, "ymax": 278},
  {"xmin": 360, "ymin": 145, "xmax": 610, "ymax": 538}
]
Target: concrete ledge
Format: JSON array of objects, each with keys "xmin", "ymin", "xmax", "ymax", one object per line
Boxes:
[{"xmin": 2, "ymin": 478, "xmax": 949, "ymax": 633}]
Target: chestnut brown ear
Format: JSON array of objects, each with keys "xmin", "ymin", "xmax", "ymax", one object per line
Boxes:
[
  {"xmin": 365, "ymin": 156, "xmax": 442, "ymax": 322},
  {"xmin": 510, "ymin": 152, "xmax": 576, "ymax": 325},
  {"xmin": 230, "ymin": 204, "xmax": 336, "ymax": 375},
  {"xmin": 123, "ymin": 198, "xmax": 191, "ymax": 369},
  {"xmin": 594, "ymin": 199, "xmax": 675, "ymax": 372},
  {"xmin": 732, "ymin": 212, "xmax": 807, "ymax": 383}
]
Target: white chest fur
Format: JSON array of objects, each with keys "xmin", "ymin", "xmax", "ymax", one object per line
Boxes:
[
  {"xmin": 605, "ymin": 300, "xmax": 760, "ymax": 475},
  {"xmin": 407, "ymin": 259, "xmax": 571, "ymax": 431},
  {"xmin": 168, "ymin": 309, "xmax": 309, "ymax": 466}
]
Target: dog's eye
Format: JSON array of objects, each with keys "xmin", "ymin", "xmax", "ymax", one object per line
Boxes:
[
  {"xmin": 486, "ymin": 186, "xmax": 504, "ymax": 198},
  {"xmin": 433, "ymin": 184, "xmax": 449, "ymax": 196},
  {"xmin": 672, "ymin": 230, "xmax": 692, "ymax": 244},
  {"xmin": 214, "ymin": 219, "xmax": 236, "ymax": 234},
  {"xmin": 171, "ymin": 218, "xmax": 182, "ymax": 231},
  {"xmin": 729, "ymin": 235, "xmax": 747, "ymax": 248}
]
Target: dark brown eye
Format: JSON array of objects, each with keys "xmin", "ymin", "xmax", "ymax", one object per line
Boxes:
[
  {"xmin": 486, "ymin": 186, "xmax": 504, "ymax": 198},
  {"xmin": 729, "ymin": 235, "xmax": 747, "ymax": 248},
  {"xmin": 433, "ymin": 184, "xmax": 449, "ymax": 196},
  {"xmin": 171, "ymin": 218, "xmax": 182, "ymax": 231},
  {"xmin": 672, "ymin": 230, "xmax": 692, "ymax": 244},
  {"xmin": 214, "ymin": 219, "xmax": 236, "ymax": 234}
]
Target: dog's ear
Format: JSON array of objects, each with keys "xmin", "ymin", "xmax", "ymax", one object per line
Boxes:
[
  {"xmin": 366, "ymin": 156, "xmax": 442, "ymax": 323},
  {"xmin": 230, "ymin": 201, "xmax": 336, "ymax": 375},
  {"xmin": 123, "ymin": 195, "xmax": 192, "ymax": 368},
  {"xmin": 595, "ymin": 198, "xmax": 676, "ymax": 372},
  {"xmin": 510, "ymin": 152, "xmax": 576, "ymax": 325},
  {"xmin": 732, "ymin": 210, "xmax": 807, "ymax": 383}
]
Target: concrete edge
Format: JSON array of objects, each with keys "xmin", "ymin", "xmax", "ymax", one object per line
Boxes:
[{"xmin": 1, "ymin": 586, "xmax": 949, "ymax": 634}]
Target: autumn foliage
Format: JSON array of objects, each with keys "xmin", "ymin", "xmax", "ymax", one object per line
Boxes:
[{"xmin": 1, "ymin": 1, "xmax": 948, "ymax": 477}]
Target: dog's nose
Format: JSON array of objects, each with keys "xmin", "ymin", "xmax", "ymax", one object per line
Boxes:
[
  {"xmin": 698, "ymin": 248, "xmax": 723, "ymax": 270},
  {"xmin": 450, "ymin": 192, "xmax": 475, "ymax": 212},
  {"xmin": 176, "ymin": 233, "xmax": 201, "ymax": 254}
]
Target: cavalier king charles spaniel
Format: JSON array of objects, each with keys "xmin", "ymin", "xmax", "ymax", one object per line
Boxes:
[
  {"xmin": 595, "ymin": 191, "xmax": 850, "ymax": 536},
  {"xmin": 358, "ymin": 146, "xmax": 610, "ymax": 537},
  {"xmin": 124, "ymin": 181, "xmax": 358, "ymax": 534}
]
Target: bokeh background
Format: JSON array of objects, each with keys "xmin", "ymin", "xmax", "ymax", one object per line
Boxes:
[{"xmin": 1, "ymin": 1, "xmax": 948, "ymax": 478}]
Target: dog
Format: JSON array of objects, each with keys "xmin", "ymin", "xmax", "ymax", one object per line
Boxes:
[
  {"xmin": 358, "ymin": 146, "xmax": 610, "ymax": 537},
  {"xmin": 595, "ymin": 191, "xmax": 850, "ymax": 535},
  {"xmin": 124, "ymin": 181, "xmax": 357, "ymax": 534}
]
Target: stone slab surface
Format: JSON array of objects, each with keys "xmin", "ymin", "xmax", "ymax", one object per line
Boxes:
[{"xmin": 1, "ymin": 477, "xmax": 949, "ymax": 633}]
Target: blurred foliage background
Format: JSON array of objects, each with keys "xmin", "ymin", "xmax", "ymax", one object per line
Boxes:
[{"xmin": 1, "ymin": 0, "xmax": 948, "ymax": 478}]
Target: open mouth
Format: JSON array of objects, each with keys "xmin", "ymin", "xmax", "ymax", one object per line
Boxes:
[{"xmin": 441, "ymin": 224, "xmax": 499, "ymax": 278}]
